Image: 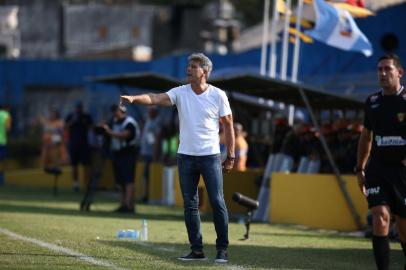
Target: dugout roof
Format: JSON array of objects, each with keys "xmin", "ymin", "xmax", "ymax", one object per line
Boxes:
[{"xmin": 92, "ymin": 72, "xmax": 363, "ymax": 110}]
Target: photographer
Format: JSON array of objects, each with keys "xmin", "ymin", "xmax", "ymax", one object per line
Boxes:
[{"xmin": 102, "ymin": 105, "xmax": 140, "ymax": 214}]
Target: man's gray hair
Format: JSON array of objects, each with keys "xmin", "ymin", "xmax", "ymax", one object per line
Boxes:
[{"xmin": 188, "ymin": 53, "xmax": 213, "ymax": 79}]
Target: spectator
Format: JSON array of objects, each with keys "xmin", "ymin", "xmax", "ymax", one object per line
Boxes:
[
  {"xmin": 219, "ymin": 124, "xmax": 227, "ymax": 161},
  {"xmin": 234, "ymin": 122, "xmax": 248, "ymax": 171},
  {"xmin": 272, "ymin": 115, "xmax": 290, "ymax": 153},
  {"xmin": 280, "ymin": 123, "xmax": 304, "ymax": 170},
  {"xmin": 65, "ymin": 101, "xmax": 93, "ymax": 192},
  {"xmin": 140, "ymin": 106, "xmax": 160, "ymax": 202},
  {"xmin": 160, "ymin": 110, "xmax": 179, "ymax": 166},
  {"xmin": 318, "ymin": 123, "xmax": 336, "ymax": 173},
  {"xmin": 334, "ymin": 125, "xmax": 353, "ymax": 173},
  {"xmin": 80, "ymin": 104, "xmax": 118, "ymax": 211},
  {"xmin": 0, "ymin": 104, "xmax": 11, "ymax": 184},
  {"xmin": 300, "ymin": 124, "xmax": 322, "ymax": 162},
  {"xmin": 40, "ymin": 108, "xmax": 66, "ymax": 169}
]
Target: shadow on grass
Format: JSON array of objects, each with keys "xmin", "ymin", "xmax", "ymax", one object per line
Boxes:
[
  {"xmin": 250, "ymin": 231, "xmax": 368, "ymax": 242},
  {"xmin": 101, "ymin": 240, "xmax": 403, "ymax": 270},
  {"xmin": 0, "ymin": 203, "xmax": 186, "ymax": 221},
  {"xmin": 0, "ymin": 186, "xmax": 84, "ymax": 203},
  {"xmin": 0, "ymin": 186, "xmax": 189, "ymax": 221}
]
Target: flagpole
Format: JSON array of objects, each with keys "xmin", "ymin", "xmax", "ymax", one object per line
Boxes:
[
  {"xmin": 268, "ymin": 0, "xmax": 279, "ymax": 79},
  {"xmin": 260, "ymin": 0, "xmax": 270, "ymax": 76},
  {"xmin": 280, "ymin": 0, "xmax": 291, "ymax": 81},
  {"xmin": 291, "ymin": 0, "xmax": 303, "ymax": 83}
]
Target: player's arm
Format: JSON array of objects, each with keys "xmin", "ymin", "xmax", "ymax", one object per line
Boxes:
[
  {"xmin": 120, "ymin": 93, "xmax": 172, "ymax": 106},
  {"xmin": 356, "ymin": 127, "xmax": 372, "ymax": 194},
  {"xmin": 220, "ymin": 114, "xmax": 235, "ymax": 173}
]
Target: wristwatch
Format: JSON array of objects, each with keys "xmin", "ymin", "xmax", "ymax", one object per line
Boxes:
[{"xmin": 353, "ymin": 166, "xmax": 365, "ymax": 173}]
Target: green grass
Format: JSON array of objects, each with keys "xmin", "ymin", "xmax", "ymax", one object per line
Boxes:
[{"xmin": 0, "ymin": 186, "xmax": 403, "ymax": 269}]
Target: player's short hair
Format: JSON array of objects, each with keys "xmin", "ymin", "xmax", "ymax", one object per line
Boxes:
[
  {"xmin": 188, "ymin": 53, "xmax": 213, "ymax": 79},
  {"xmin": 378, "ymin": 53, "xmax": 403, "ymax": 69}
]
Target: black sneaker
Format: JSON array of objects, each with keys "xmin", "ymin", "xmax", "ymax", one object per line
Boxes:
[
  {"xmin": 124, "ymin": 206, "xmax": 136, "ymax": 215},
  {"xmin": 214, "ymin": 250, "xmax": 228, "ymax": 263},
  {"xmin": 113, "ymin": 205, "xmax": 127, "ymax": 213},
  {"xmin": 114, "ymin": 205, "xmax": 136, "ymax": 214},
  {"xmin": 178, "ymin": 251, "xmax": 207, "ymax": 261}
]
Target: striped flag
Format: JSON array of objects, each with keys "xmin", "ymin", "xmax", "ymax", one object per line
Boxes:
[{"xmin": 305, "ymin": 0, "xmax": 373, "ymax": 56}]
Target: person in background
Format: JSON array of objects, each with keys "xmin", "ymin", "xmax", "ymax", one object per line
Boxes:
[
  {"xmin": 160, "ymin": 110, "xmax": 179, "ymax": 166},
  {"xmin": 120, "ymin": 53, "xmax": 234, "ymax": 263},
  {"xmin": 139, "ymin": 106, "xmax": 160, "ymax": 202},
  {"xmin": 280, "ymin": 123, "xmax": 304, "ymax": 171},
  {"xmin": 271, "ymin": 115, "xmax": 291, "ymax": 154},
  {"xmin": 40, "ymin": 108, "xmax": 67, "ymax": 170},
  {"xmin": 233, "ymin": 122, "xmax": 248, "ymax": 171},
  {"xmin": 356, "ymin": 54, "xmax": 406, "ymax": 270},
  {"xmin": 0, "ymin": 104, "xmax": 11, "ymax": 185},
  {"xmin": 219, "ymin": 124, "xmax": 227, "ymax": 161},
  {"xmin": 65, "ymin": 101, "xmax": 93, "ymax": 192},
  {"xmin": 80, "ymin": 104, "xmax": 118, "ymax": 211},
  {"xmin": 102, "ymin": 105, "xmax": 140, "ymax": 214}
]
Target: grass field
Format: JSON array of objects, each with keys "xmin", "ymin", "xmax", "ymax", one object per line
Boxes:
[{"xmin": 0, "ymin": 186, "xmax": 403, "ymax": 270}]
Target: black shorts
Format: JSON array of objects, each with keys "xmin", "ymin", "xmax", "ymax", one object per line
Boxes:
[
  {"xmin": 69, "ymin": 145, "xmax": 91, "ymax": 166},
  {"xmin": 112, "ymin": 151, "xmax": 136, "ymax": 185},
  {"xmin": 0, "ymin": 145, "xmax": 6, "ymax": 161},
  {"xmin": 365, "ymin": 159, "xmax": 406, "ymax": 218}
]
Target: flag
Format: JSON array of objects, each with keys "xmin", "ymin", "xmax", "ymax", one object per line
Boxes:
[
  {"xmin": 329, "ymin": 0, "xmax": 365, "ymax": 8},
  {"xmin": 289, "ymin": 27, "xmax": 313, "ymax": 43},
  {"xmin": 290, "ymin": 16, "xmax": 314, "ymax": 28},
  {"xmin": 305, "ymin": 0, "xmax": 373, "ymax": 57},
  {"xmin": 330, "ymin": 2, "xmax": 374, "ymax": 17},
  {"xmin": 303, "ymin": 0, "xmax": 373, "ymax": 18}
]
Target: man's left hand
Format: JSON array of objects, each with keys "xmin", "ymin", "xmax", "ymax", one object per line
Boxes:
[{"xmin": 222, "ymin": 157, "xmax": 235, "ymax": 173}]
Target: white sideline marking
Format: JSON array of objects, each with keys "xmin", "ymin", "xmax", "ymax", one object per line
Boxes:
[
  {"xmin": 0, "ymin": 228, "xmax": 127, "ymax": 270},
  {"xmin": 1, "ymin": 227, "xmax": 247, "ymax": 270}
]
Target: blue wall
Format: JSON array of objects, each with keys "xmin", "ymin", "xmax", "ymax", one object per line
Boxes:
[{"xmin": 0, "ymin": 59, "xmax": 149, "ymax": 104}]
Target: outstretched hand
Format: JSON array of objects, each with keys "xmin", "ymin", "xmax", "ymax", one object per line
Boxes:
[{"xmin": 120, "ymin": 95, "xmax": 133, "ymax": 105}]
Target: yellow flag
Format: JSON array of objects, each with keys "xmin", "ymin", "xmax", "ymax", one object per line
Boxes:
[
  {"xmin": 289, "ymin": 27, "xmax": 313, "ymax": 43},
  {"xmin": 290, "ymin": 17, "xmax": 314, "ymax": 28}
]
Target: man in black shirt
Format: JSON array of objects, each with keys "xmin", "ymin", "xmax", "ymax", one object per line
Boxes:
[
  {"xmin": 357, "ymin": 54, "xmax": 405, "ymax": 270},
  {"xmin": 103, "ymin": 105, "xmax": 140, "ymax": 214},
  {"xmin": 65, "ymin": 102, "xmax": 93, "ymax": 191}
]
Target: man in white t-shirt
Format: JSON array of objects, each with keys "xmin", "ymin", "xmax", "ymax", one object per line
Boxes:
[{"xmin": 120, "ymin": 53, "xmax": 235, "ymax": 263}]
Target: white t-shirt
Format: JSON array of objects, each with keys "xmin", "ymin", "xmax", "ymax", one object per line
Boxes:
[{"xmin": 166, "ymin": 84, "xmax": 232, "ymax": 156}]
